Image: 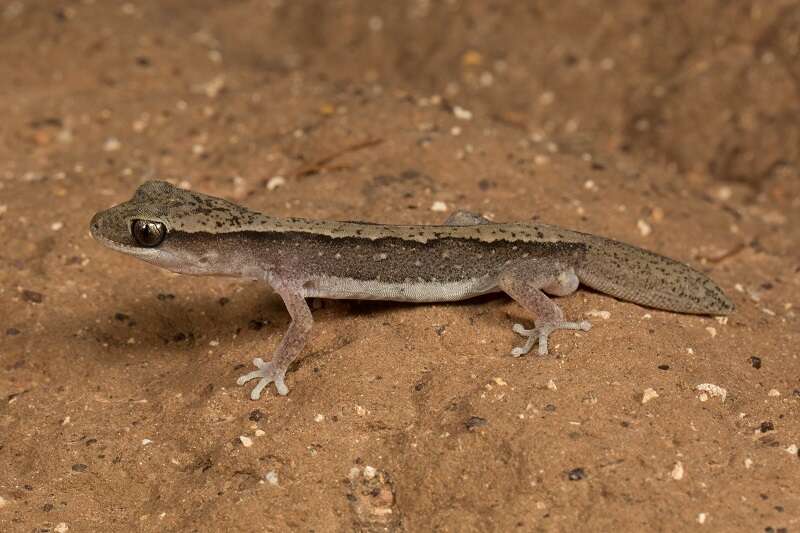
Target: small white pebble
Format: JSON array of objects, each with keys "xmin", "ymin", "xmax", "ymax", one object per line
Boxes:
[
  {"xmin": 355, "ymin": 404, "xmax": 367, "ymax": 416},
  {"xmin": 51, "ymin": 221, "xmax": 63, "ymax": 231},
  {"xmin": 453, "ymin": 106, "xmax": 473, "ymax": 120},
  {"xmin": 705, "ymin": 326, "xmax": 717, "ymax": 338},
  {"xmin": 314, "ymin": 413, "xmax": 325, "ymax": 422},
  {"xmin": 714, "ymin": 186, "xmax": 732, "ymax": 201},
  {"xmin": 493, "ymin": 377, "xmax": 507, "ymax": 386},
  {"xmin": 715, "ymin": 316, "xmax": 728, "ymax": 325},
  {"xmin": 642, "ymin": 313, "xmax": 652, "ymax": 319},
  {"xmin": 103, "ymin": 137, "xmax": 121, "ymax": 152},
  {"xmin": 637, "ymin": 219, "xmax": 652, "ymax": 237},
  {"xmin": 698, "ymin": 392, "xmax": 709, "ymax": 402},
  {"xmin": 583, "ymin": 179, "xmax": 598, "ymax": 191},
  {"xmin": 431, "ymin": 201, "xmax": 448, "ymax": 212},
  {"xmin": 696, "ymin": 383, "xmax": 727, "ymax": 402},
  {"xmin": 267, "ymin": 176, "xmax": 286, "ymax": 191},
  {"xmin": 367, "ymin": 16, "xmax": 383, "ymax": 32},
  {"xmin": 744, "ymin": 458, "xmax": 753, "ymax": 469},
  {"xmin": 538, "ymin": 91, "xmax": 555, "ymax": 106},
  {"xmin": 254, "ymin": 429, "xmax": 266, "ymax": 437},
  {"xmin": 687, "ymin": 347, "xmax": 694, "ymax": 355},
  {"xmin": 697, "ymin": 512, "xmax": 707, "ymax": 524},
  {"xmin": 265, "ymin": 470, "xmax": 279, "ymax": 485},
  {"xmin": 62, "ymin": 416, "xmax": 71, "ymax": 426},
  {"xmin": 670, "ymin": 461, "xmax": 684, "ymax": 480},
  {"xmin": 142, "ymin": 439, "xmax": 152, "ymax": 446},
  {"xmin": 768, "ymin": 389, "xmax": 780, "ymax": 397},
  {"xmin": 547, "ymin": 379, "xmax": 557, "ymax": 391},
  {"xmin": 641, "ymin": 388, "xmax": 659, "ymax": 404},
  {"xmin": 785, "ymin": 444, "xmax": 798, "ymax": 455},
  {"xmin": 586, "ymin": 309, "xmax": 610, "ymax": 320},
  {"xmin": 239, "ymin": 435, "xmax": 253, "ymax": 448},
  {"xmin": 208, "ymin": 339, "xmax": 219, "ymax": 347},
  {"xmin": 54, "ymin": 523, "xmax": 69, "ymax": 533},
  {"xmin": 450, "ymin": 126, "xmax": 462, "ymax": 136},
  {"xmin": 363, "ymin": 466, "xmax": 377, "ymax": 479}
]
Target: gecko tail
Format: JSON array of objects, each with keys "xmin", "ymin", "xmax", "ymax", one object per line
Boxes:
[{"xmin": 575, "ymin": 238, "xmax": 734, "ymax": 315}]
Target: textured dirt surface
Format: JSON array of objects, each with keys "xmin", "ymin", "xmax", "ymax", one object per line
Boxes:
[{"xmin": 1, "ymin": 1, "xmax": 799, "ymax": 532}]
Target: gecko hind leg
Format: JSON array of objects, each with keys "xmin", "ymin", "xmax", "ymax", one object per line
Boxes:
[{"xmin": 499, "ymin": 265, "xmax": 591, "ymax": 356}]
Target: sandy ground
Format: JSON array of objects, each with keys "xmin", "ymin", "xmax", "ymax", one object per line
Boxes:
[{"xmin": 1, "ymin": 1, "xmax": 799, "ymax": 532}]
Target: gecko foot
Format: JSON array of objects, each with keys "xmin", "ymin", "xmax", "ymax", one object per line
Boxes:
[
  {"xmin": 511, "ymin": 320, "xmax": 591, "ymax": 357},
  {"xmin": 236, "ymin": 358, "xmax": 289, "ymax": 400}
]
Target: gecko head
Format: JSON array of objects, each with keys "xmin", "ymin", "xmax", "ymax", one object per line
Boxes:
[{"xmin": 90, "ymin": 180, "xmax": 256, "ymax": 275}]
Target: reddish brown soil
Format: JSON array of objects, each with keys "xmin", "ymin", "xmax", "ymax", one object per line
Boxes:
[{"xmin": 1, "ymin": 2, "xmax": 799, "ymax": 532}]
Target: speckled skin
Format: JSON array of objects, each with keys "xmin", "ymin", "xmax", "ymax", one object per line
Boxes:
[{"xmin": 90, "ymin": 180, "xmax": 734, "ymax": 400}]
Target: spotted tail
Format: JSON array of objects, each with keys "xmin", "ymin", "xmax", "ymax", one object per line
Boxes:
[{"xmin": 575, "ymin": 237, "xmax": 734, "ymax": 315}]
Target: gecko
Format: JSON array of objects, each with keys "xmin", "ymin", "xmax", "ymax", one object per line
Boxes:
[{"xmin": 90, "ymin": 180, "xmax": 734, "ymax": 400}]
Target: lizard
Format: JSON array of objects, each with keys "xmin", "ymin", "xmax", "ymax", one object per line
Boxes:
[{"xmin": 90, "ymin": 180, "xmax": 734, "ymax": 400}]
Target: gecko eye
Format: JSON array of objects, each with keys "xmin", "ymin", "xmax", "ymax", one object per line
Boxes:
[{"xmin": 131, "ymin": 220, "xmax": 166, "ymax": 247}]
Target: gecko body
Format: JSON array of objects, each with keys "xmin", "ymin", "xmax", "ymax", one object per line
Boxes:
[{"xmin": 90, "ymin": 181, "xmax": 733, "ymax": 399}]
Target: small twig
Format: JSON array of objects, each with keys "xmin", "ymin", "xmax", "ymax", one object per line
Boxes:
[{"xmin": 293, "ymin": 138, "xmax": 384, "ymax": 178}]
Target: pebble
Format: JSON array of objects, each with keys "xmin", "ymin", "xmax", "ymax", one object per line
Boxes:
[
  {"xmin": 586, "ymin": 309, "xmax": 610, "ymax": 319},
  {"xmin": 547, "ymin": 379, "xmax": 557, "ymax": 391},
  {"xmin": 142, "ymin": 439, "xmax": 152, "ymax": 445},
  {"xmin": 465, "ymin": 416, "xmax": 487, "ymax": 430},
  {"xmin": 453, "ymin": 106, "xmax": 473, "ymax": 120},
  {"xmin": 744, "ymin": 458, "xmax": 753, "ymax": 468},
  {"xmin": 103, "ymin": 137, "xmax": 121, "ymax": 152},
  {"xmin": 637, "ymin": 219, "xmax": 652, "ymax": 237},
  {"xmin": 786, "ymin": 444, "xmax": 798, "ymax": 455},
  {"xmin": 567, "ymin": 468, "xmax": 586, "ymax": 480},
  {"xmin": 265, "ymin": 470, "xmax": 279, "ymax": 486},
  {"xmin": 254, "ymin": 429, "xmax": 266, "ymax": 437},
  {"xmin": 768, "ymin": 389, "xmax": 780, "ymax": 397},
  {"xmin": 21, "ymin": 289, "xmax": 44, "ymax": 303},
  {"xmin": 51, "ymin": 221, "xmax": 63, "ymax": 231},
  {"xmin": 431, "ymin": 201, "xmax": 448, "ymax": 212},
  {"xmin": 239, "ymin": 435, "xmax": 253, "ymax": 447},
  {"xmin": 696, "ymin": 383, "xmax": 727, "ymax": 402},
  {"xmin": 267, "ymin": 176, "xmax": 286, "ymax": 191},
  {"xmin": 363, "ymin": 466, "xmax": 377, "ymax": 479},
  {"xmin": 671, "ymin": 461, "xmax": 685, "ymax": 480},
  {"xmin": 314, "ymin": 414, "xmax": 325, "ymax": 422},
  {"xmin": 54, "ymin": 523, "xmax": 69, "ymax": 533},
  {"xmin": 641, "ymin": 388, "xmax": 659, "ymax": 404},
  {"xmin": 697, "ymin": 512, "xmax": 708, "ymax": 524},
  {"xmin": 705, "ymin": 326, "xmax": 717, "ymax": 338}
]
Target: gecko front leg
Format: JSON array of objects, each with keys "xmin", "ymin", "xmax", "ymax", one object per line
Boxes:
[
  {"xmin": 237, "ymin": 282, "xmax": 313, "ymax": 400},
  {"xmin": 498, "ymin": 262, "xmax": 591, "ymax": 356}
]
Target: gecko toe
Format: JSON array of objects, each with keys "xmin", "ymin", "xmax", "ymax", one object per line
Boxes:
[
  {"xmin": 510, "ymin": 319, "xmax": 592, "ymax": 357},
  {"xmin": 237, "ymin": 359, "xmax": 289, "ymax": 399}
]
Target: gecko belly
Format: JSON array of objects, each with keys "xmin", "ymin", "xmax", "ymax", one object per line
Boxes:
[{"xmin": 302, "ymin": 275, "xmax": 500, "ymax": 302}]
